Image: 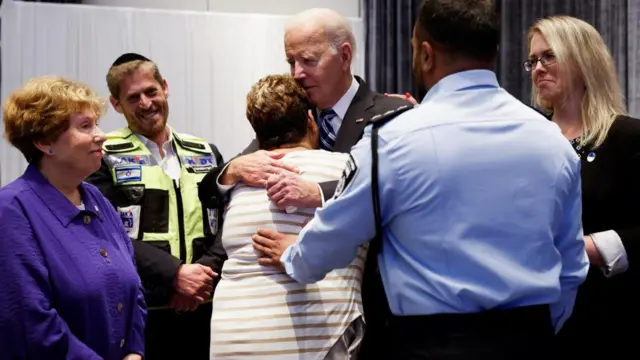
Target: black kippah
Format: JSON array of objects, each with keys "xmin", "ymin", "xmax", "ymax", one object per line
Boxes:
[{"xmin": 110, "ymin": 53, "xmax": 151, "ymax": 68}]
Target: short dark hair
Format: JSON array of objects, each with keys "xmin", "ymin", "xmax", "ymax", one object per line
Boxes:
[
  {"xmin": 106, "ymin": 53, "xmax": 164, "ymax": 99},
  {"xmin": 246, "ymin": 74, "xmax": 313, "ymax": 150},
  {"xmin": 416, "ymin": 0, "xmax": 499, "ymax": 62}
]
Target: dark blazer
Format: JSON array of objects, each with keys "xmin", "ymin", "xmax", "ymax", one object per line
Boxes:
[
  {"xmin": 556, "ymin": 115, "xmax": 640, "ymax": 357},
  {"xmin": 197, "ymin": 76, "xmax": 411, "ymax": 359}
]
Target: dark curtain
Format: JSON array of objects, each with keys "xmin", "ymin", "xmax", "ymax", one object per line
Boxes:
[
  {"xmin": 364, "ymin": 0, "xmax": 422, "ymax": 98},
  {"xmin": 364, "ymin": 0, "xmax": 639, "ymax": 116}
]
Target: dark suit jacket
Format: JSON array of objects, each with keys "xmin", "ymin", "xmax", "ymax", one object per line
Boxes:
[
  {"xmin": 556, "ymin": 115, "xmax": 640, "ymax": 356},
  {"xmin": 197, "ymin": 77, "xmax": 410, "ymax": 346}
]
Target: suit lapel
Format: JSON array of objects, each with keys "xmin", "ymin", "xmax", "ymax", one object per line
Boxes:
[{"xmin": 333, "ymin": 76, "xmax": 375, "ymax": 153}]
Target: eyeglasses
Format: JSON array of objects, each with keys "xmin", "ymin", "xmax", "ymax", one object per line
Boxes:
[{"xmin": 523, "ymin": 53, "xmax": 556, "ymax": 72}]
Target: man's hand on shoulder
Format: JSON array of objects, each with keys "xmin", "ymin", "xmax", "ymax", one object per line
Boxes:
[
  {"xmin": 266, "ymin": 171, "xmax": 322, "ymax": 210},
  {"xmin": 221, "ymin": 150, "xmax": 299, "ymax": 187}
]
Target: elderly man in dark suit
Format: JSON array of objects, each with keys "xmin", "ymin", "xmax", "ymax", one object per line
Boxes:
[{"xmin": 198, "ymin": 7, "xmax": 410, "ymax": 359}]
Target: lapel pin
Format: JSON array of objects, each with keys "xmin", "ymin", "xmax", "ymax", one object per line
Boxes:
[
  {"xmin": 355, "ymin": 118, "xmax": 364, "ymax": 123},
  {"xmin": 587, "ymin": 152, "xmax": 596, "ymax": 162}
]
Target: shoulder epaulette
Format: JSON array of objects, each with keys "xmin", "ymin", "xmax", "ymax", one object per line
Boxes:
[
  {"xmin": 369, "ymin": 104, "xmax": 415, "ymax": 127},
  {"xmin": 103, "ymin": 127, "xmax": 137, "ymax": 153},
  {"xmin": 174, "ymin": 132, "xmax": 213, "ymax": 154}
]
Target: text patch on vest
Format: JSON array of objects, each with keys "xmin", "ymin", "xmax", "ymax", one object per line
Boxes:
[
  {"xmin": 106, "ymin": 154, "xmax": 152, "ymax": 167},
  {"xmin": 181, "ymin": 155, "xmax": 215, "ymax": 174}
]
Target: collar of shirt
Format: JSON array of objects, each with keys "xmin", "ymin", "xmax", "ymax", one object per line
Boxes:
[
  {"xmin": 23, "ymin": 164, "xmax": 103, "ymax": 227},
  {"xmin": 134, "ymin": 126, "xmax": 182, "ymax": 182},
  {"xmin": 421, "ymin": 69, "xmax": 499, "ymax": 105},
  {"xmin": 135, "ymin": 126, "xmax": 175, "ymax": 163},
  {"xmin": 320, "ymin": 76, "xmax": 360, "ymax": 131}
]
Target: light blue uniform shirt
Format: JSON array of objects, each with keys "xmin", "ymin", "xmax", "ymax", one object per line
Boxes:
[{"xmin": 281, "ymin": 69, "xmax": 589, "ymax": 332}]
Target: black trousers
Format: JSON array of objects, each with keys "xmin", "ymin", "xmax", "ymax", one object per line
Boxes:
[
  {"xmin": 144, "ymin": 302, "xmax": 212, "ymax": 360},
  {"xmin": 386, "ymin": 305, "xmax": 554, "ymax": 360}
]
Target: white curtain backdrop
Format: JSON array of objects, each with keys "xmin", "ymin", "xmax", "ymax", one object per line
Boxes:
[{"xmin": 0, "ymin": 1, "xmax": 365, "ymax": 186}]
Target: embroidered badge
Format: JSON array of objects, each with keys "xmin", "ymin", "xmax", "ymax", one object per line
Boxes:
[
  {"xmin": 207, "ymin": 208, "xmax": 219, "ymax": 235},
  {"xmin": 334, "ymin": 154, "xmax": 358, "ymax": 199},
  {"xmin": 106, "ymin": 154, "xmax": 151, "ymax": 167},
  {"xmin": 114, "ymin": 164, "xmax": 142, "ymax": 183},
  {"xmin": 117, "ymin": 205, "xmax": 141, "ymax": 239},
  {"xmin": 182, "ymin": 155, "xmax": 215, "ymax": 174}
]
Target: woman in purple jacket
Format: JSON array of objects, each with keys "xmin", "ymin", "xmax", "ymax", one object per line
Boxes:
[{"xmin": 0, "ymin": 76, "xmax": 146, "ymax": 360}]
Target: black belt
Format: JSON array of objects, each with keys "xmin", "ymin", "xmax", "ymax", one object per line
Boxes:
[{"xmin": 389, "ymin": 304, "xmax": 552, "ymax": 334}]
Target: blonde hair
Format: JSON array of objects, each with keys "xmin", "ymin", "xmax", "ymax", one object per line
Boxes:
[
  {"xmin": 246, "ymin": 74, "xmax": 312, "ymax": 150},
  {"xmin": 106, "ymin": 60, "xmax": 164, "ymax": 99},
  {"xmin": 528, "ymin": 15, "xmax": 626, "ymax": 148},
  {"xmin": 3, "ymin": 76, "xmax": 106, "ymax": 163}
]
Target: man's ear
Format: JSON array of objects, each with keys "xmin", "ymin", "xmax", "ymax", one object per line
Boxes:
[
  {"xmin": 110, "ymin": 96, "xmax": 124, "ymax": 114},
  {"xmin": 422, "ymin": 40, "xmax": 434, "ymax": 74},
  {"xmin": 340, "ymin": 43, "xmax": 353, "ymax": 71},
  {"xmin": 162, "ymin": 79, "xmax": 169, "ymax": 99}
]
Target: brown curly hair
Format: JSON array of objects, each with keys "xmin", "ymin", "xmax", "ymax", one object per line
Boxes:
[
  {"xmin": 246, "ymin": 74, "xmax": 314, "ymax": 150},
  {"xmin": 3, "ymin": 76, "xmax": 106, "ymax": 164}
]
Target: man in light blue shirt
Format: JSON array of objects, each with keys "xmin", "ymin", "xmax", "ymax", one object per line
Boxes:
[{"xmin": 253, "ymin": 0, "xmax": 589, "ymax": 359}]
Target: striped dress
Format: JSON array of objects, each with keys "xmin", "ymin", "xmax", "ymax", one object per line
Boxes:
[{"xmin": 210, "ymin": 150, "xmax": 367, "ymax": 360}]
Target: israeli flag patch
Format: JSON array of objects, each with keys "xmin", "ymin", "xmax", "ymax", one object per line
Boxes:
[{"xmin": 115, "ymin": 164, "xmax": 142, "ymax": 184}]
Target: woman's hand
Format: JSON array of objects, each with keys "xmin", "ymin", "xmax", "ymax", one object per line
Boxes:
[{"xmin": 123, "ymin": 354, "xmax": 142, "ymax": 360}]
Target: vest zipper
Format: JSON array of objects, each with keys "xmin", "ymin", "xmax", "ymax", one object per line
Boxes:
[{"xmin": 174, "ymin": 180, "xmax": 187, "ymax": 262}]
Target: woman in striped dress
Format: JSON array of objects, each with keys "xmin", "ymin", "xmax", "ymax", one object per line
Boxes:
[{"xmin": 210, "ymin": 75, "xmax": 366, "ymax": 360}]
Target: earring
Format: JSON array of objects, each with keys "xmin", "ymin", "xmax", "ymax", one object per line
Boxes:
[{"xmin": 48, "ymin": 148, "xmax": 55, "ymax": 154}]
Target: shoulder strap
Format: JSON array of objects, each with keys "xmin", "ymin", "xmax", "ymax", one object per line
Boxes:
[
  {"xmin": 173, "ymin": 131, "xmax": 213, "ymax": 154},
  {"xmin": 369, "ymin": 104, "xmax": 414, "ymax": 255},
  {"xmin": 103, "ymin": 127, "xmax": 138, "ymax": 153}
]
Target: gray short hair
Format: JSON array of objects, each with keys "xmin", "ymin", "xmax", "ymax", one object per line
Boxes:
[{"xmin": 286, "ymin": 8, "xmax": 356, "ymax": 60}]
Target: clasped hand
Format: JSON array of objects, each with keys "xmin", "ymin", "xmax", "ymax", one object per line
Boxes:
[{"xmin": 171, "ymin": 264, "xmax": 217, "ymax": 312}]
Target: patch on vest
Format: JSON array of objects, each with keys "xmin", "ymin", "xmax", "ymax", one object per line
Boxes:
[
  {"xmin": 207, "ymin": 208, "xmax": 219, "ymax": 236},
  {"xmin": 334, "ymin": 154, "xmax": 358, "ymax": 199},
  {"xmin": 106, "ymin": 154, "xmax": 151, "ymax": 167},
  {"xmin": 182, "ymin": 155, "xmax": 215, "ymax": 174},
  {"xmin": 118, "ymin": 205, "xmax": 141, "ymax": 239},
  {"xmin": 114, "ymin": 164, "xmax": 142, "ymax": 183}
]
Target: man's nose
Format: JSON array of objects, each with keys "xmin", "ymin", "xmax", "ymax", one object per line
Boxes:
[
  {"xmin": 139, "ymin": 94, "xmax": 152, "ymax": 108},
  {"xmin": 292, "ymin": 63, "xmax": 305, "ymax": 79}
]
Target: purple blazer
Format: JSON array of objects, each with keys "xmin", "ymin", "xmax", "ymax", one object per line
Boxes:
[{"xmin": 0, "ymin": 165, "xmax": 146, "ymax": 360}]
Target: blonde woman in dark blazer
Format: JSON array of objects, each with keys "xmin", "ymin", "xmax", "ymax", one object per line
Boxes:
[{"xmin": 526, "ymin": 15, "xmax": 640, "ymax": 358}]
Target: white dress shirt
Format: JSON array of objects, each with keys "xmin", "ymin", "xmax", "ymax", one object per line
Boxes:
[{"xmin": 136, "ymin": 126, "xmax": 181, "ymax": 185}]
